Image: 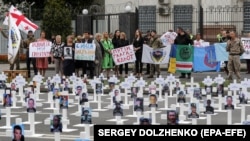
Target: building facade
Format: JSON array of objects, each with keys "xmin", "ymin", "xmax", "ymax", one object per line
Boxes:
[{"xmin": 103, "ymin": 0, "xmax": 248, "ymax": 42}]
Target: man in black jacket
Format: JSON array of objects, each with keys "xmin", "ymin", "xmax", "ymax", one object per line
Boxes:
[{"xmin": 174, "ymin": 27, "xmax": 193, "ymax": 79}]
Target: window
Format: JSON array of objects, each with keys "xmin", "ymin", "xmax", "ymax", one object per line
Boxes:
[
  {"xmin": 138, "ymin": 6, "xmax": 156, "ymax": 33},
  {"xmin": 173, "ymin": 5, "xmax": 193, "ymax": 32}
]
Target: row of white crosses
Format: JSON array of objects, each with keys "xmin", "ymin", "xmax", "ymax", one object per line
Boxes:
[
  {"xmin": 1, "ymin": 72, "xmax": 92, "ymax": 140},
  {"xmin": 0, "ymin": 72, "xmax": 45, "ymax": 138},
  {"xmin": 2, "ymin": 71, "xmax": 250, "ymax": 139}
]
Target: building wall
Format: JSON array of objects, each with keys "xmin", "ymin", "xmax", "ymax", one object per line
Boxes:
[{"xmin": 104, "ymin": 0, "xmax": 244, "ymax": 35}]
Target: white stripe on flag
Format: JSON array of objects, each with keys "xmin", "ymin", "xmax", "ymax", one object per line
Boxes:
[
  {"xmin": 176, "ymin": 61, "xmax": 193, "ymax": 65},
  {"xmin": 176, "ymin": 67, "xmax": 192, "ymax": 71}
]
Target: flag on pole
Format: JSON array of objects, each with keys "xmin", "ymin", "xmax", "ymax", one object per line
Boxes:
[
  {"xmin": 3, "ymin": 5, "xmax": 38, "ymax": 34},
  {"xmin": 8, "ymin": 13, "xmax": 21, "ymax": 64},
  {"xmin": 176, "ymin": 45, "xmax": 193, "ymax": 73}
]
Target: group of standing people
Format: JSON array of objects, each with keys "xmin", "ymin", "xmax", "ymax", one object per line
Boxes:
[{"xmin": 0, "ymin": 26, "xmax": 246, "ymax": 81}]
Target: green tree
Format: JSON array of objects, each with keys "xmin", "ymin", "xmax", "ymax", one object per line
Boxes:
[{"xmin": 41, "ymin": 0, "xmax": 72, "ymax": 41}]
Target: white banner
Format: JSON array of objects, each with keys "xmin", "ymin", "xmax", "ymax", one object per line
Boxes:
[
  {"xmin": 142, "ymin": 44, "xmax": 171, "ymax": 64},
  {"xmin": 241, "ymin": 38, "xmax": 250, "ymax": 59},
  {"xmin": 111, "ymin": 45, "xmax": 136, "ymax": 65},
  {"xmin": 29, "ymin": 41, "xmax": 52, "ymax": 58},
  {"xmin": 75, "ymin": 43, "xmax": 96, "ymax": 61},
  {"xmin": 8, "ymin": 13, "xmax": 21, "ymax": 64}
]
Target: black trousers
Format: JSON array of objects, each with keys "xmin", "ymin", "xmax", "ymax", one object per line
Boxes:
[
  {"xmin": 224, "ymin": 61, "xmax": 229, "ymax": 74},
  {"xmin": 82, "ymin": 61, "xmax": 94, "ymax": 78},
  {"xmin": 119, "ymin": 63, "xmax": 128, "ymax": 75},
  {"xmin": 146, "ymin": 64, "xmax": 150, "ymax": 73},
  {"xmin": 26, "ymin": 51, "xmax": 37, "ymax": 76},
  {"xmin": 246, "ymin": 59, "xmax": 250, "ymax": 72},
  {"xmin": 181, "ymin": 73, "xmax": 191, "ymax": 77},
  {"xmin": 135, "ymin": 53, "xmax": 143, "ymax": 73}
]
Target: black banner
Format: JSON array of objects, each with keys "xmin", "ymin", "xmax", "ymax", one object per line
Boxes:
[{"xmin": 94, "ymin": 125, "xmax": 250, "ymax": 140}]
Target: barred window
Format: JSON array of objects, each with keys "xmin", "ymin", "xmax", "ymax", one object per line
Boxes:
[
  {"xmin": 244, "ymin": 2, "xmax": 250, "ymax": 33},
  {"xmin": 173, "ymin": 5, "xmax": 193, "ymax": 32},
  {"xmin": 138, "ymin": 6, "xmax": 156, "ymax": 34}
]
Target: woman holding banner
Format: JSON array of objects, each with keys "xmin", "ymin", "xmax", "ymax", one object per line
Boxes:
[
  {"xmin": 36, "ymin": 31, "xmax": 49, "ymax": 77},
  {"xmin": 118, "ymin": 32, "xmax": 129, "ymax": 77},
  {"xmin": 101, "ymin": 32, "xmax": 114, "ymax": 78}
]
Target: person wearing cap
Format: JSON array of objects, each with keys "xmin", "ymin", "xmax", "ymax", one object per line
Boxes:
[
  {"xmin": 80, "ymin": 93, "xmax": 88, "ymax": 105},
  {"xmin": 177, "ymin": 91, "xmax": 186, "ymax": 103},
  {"xmin": 188, "ymin": 103, "xmax": 199, "ymax": 118},
  {"xmin": 204, "ymin": 99, "xmax": 214, "ymax": 114},
  {"xmin": 113, "ymin": 102, "xmax": 123, "ymax": 116},
  {"xmin": 174, "ymin": 27, "xmax": 193, "ymax": 79},
  {"xmin": 81, "ymin": 109, "xmax": 92, "ymax": 124},
  {"xmin": 134, "ymin": 98, "xmax": 143, "ymax": 112},
  {"xmin": 147, "ymin": 30, "xmax": 163, "ymax": 78},
  {"xmin": 140, "ymin": 118, "xmax": 151, "ymax": 125},
  {"xmin": 162, "ymin": 83, "xmax": 169, "ymax": 94},
  {"xmin": 23, "ymin": 30, "xmax": 38, "ymax": 77}
]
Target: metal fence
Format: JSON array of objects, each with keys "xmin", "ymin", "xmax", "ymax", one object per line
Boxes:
[
  {"xmin": 0, "ymin": 5, "xmax": 248, "ymax": 53},
  {"xmin": 140, "ymin": 5, "xmax": 245, "ymax": 43}
]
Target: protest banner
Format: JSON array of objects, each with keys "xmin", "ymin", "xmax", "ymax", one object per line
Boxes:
[
  {"xmin": 75, "ymin": 43, "xmax": 96, "ymax": 61},
  {"xmin": 142, "ymin": 44, "xmax": 171, "ymax": 64},
  {"xmin": 29, "ymin": 41, "xmax": 52, "ymax": 58},
  {"xmin": 241, "ymin": 38, "xmax": 250, "ymax": 59},
  {"xmin": 111, "ymin": 45, "xmax": 136, "ymax": 65},
  {"xmin": 160, "ymin": 32, "xmax": 177, "ymax": 46}
]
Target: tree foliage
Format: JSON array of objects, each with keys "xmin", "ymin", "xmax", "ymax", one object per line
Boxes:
[
  {"xmin": 3, "ymin": 0, "xmax": 95, "ymax": 13},
  {"xmin": 41, "ymin": 0, "xmax": 72, "ymax": 41}
]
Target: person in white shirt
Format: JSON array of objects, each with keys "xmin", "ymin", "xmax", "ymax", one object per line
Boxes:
[{"xmin": 193, "ymin": 33, "xmax": 204, "ymax": 47}]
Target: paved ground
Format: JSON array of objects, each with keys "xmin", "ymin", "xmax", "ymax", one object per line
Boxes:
[{"xmin": 0, "ymin": 62, "xmax": 249, "ymax": 141}]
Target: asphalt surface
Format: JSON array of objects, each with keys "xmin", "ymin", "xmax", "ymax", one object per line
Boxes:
[{"xmin": 0, "ymin": 63, "xmax": 249, "ymax": 141}]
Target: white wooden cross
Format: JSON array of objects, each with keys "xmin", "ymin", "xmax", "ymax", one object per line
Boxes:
[
  {"xmin": 99, "ymin": 73, "xmax": 107, "ymax": 82},
  {"xmin": 108, "ymin": 75, "xmax": 120, "ymax": 84},
  {"xmin": 52, "ymin": 74, "xmax": 61, "ymax": 84},
  {"xmin": 127, "ymin": 73, "xmax": 137, "ymax": 84},
  {"xmin": 166, "ymin": 74, "xmax": 177, "ymax": 97},
  {"xmin": 240, "ymin": 78, "xmax": 250, "ymax": 90},
  {"xmin": 0, "ymin": 72, "xmax": 7, "ymax": 81},
  {"xmin": 155, "ymin": 75, "xmax": 165, "ymax": 100},
  {"xmin": 202, "ymin": 76, "xmax": 214, "ymax": 86},
  {"xmin": 135, "ymin": 77, "xmax": 147, "ymax": 97},
  {"xmin": 69, "ymin": 73, "xmax": 77, "ymax": 83},
  {"xmin": 228, "ymin": 80, "xmax": 241, "ymax": 95},
  {"xmin": 185, "ymin": 77, "xmax": 199, "ymax": 94},
  {"xmin": 32, "ymin": 72, "xmax": 44, "ymax": 83},
  {"xmin": 214, "ymin": 74, "xmax": 225, "ymax": 85},
  {"xmin": 148, "ymin": 81, "xmax": 157, "ymax": 94},
  {"xmin": 15, "ymin": 74, "xmax": 27, "ymax": 87},
  {"xmin": 120, "ymin": 79, "xmax": 132, "ymax": 106}
]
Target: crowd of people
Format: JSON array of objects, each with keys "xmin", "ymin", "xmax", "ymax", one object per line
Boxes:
[{"xmin": 0, "ymin": 26, "xmax": 248, "ymax": 81}]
